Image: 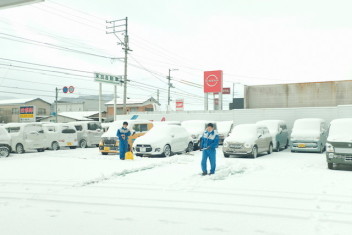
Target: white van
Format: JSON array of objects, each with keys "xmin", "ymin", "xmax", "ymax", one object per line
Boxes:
[
  {"xmin": 71, "ymin": 121, "xmax": 103, "ymax": 148},
  {"xmin": 43, "ymin": 123, "xmax": 78, "ymax": 150},
  {"xmin": 4, "ymin": 123, "xmax": 46, "ymax": 154},
  {"xmin": 0, "ymin": 126, "xmax": 11, "ymax": 157},
  {"xmin": 256, "ymin": 120, "xmax": 289, "ymax": 151},
  {"xmin": 291, "ymin": 118, "xmax": 327, "ymax": 153}
]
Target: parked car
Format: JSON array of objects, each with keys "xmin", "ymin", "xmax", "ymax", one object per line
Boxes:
[
  {"xmin": 99, "ymin": 120, "xmax": 153, "ymax": 155},
  {"xmin": 42, "ymin": 123, "xmax": 78, "ymax": 150},
  {"xmin": 101, "ymin": 123, "xmax": 111, "ymax": 132},
  {"xmin": 132, "ymin": 125, "xmax": 193, "ymax": 157},
  {"xmin": 326, "ymin": 118, "xmax": 352, "ymax": 169},
  {"xmin": 71, "ymin": 121, "xmax": 103, "ymax": 148},
  {"xmin": 290, "ymin": 118, "xmax": 327, "ymax": 153},
  {"xmin": 256, "ymin": 120, "xmax": 289, "ymax": 151},
  {"xmin": 216, "ymin": 121, "xmax": 234, "ymax": 145},
  {"xmin": 181, "ymin": 120, "xmax": 217, "ymax": 150},
  {"xmin": 223, "ymin": 124, "xmax": 273, "ymax": 158},
  {"xmin": 0, "ymin": 126, "xmax": 11, "ymax": 157},
  {"xmin": 4, "ymin": 123, "xmax": 46, "ymax": 154}
]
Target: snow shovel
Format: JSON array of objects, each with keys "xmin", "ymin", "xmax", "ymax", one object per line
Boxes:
[{"xmin": 125, "ymin": 151, "xmax": 134, "ymax": 160}]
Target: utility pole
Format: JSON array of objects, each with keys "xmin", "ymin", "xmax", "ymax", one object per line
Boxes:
[
  {"xmin": 157, "ymin": 89, "xmax": 160, "ymax": 103},
  {"xmin": 106, "ymin": 17, "xmax": 131, "ymax": 115},
  {"xmin": 167, "ymin": 68, "xmax": 178, "ymax": 110},
  {"xmin": 55, "ymin": 87, "xmax": 59, "ymax": 123}
]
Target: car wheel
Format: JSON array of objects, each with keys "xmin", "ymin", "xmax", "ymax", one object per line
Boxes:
[
  {"xmin": 80, "ymin": 139, "xmax": 87, "ymax": 148},
  {"xmin": 268, "ymin": 143, "xmax": 273, "ymax": 154},
  {"xmin": 275, "ymin": 142, "xmax": 280, "ymax": 152},
  {"xmin": 224, "ymin": 153, "xmax": 230, "ymax": 158},
  {"xmin": 101, "ymin": 152, "xmax": 108, "ymax": 155},
  {"xmin": 0, "ymin": 147, "xmax": 10, "ymax": 158},
  {"xmin": 186, "ymin": 142, "xmax": 193, "ymax": 152},
  {"xmin": 252, "ymin": 146, "xmax": 258, "ymax": 159},
  {"xmin": 16, "ymin": 144, "xmax": 25, "ymax": 154},
  {"xmin": 328, "ymin": 163, "xmax": 334, "ymax": 169},
  {"xmin": 52, "ymin": 142, "xmax": 60, "ymax": 151},
  {"xmin": 162, "ymin": 144, "xmax": 171, "ymax": 157}
]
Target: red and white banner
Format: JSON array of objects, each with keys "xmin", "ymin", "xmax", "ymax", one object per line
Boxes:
[
  {"xmin": 176, "ymin": 99, "xmax": 184, "ymax": 111},
  {"xmin": 204, "ymin": 70, "xmax": 223, "ymax": 93},
  {"xmin": 222, "ymin": 87, "xmax": 231, "ymax": 94}
]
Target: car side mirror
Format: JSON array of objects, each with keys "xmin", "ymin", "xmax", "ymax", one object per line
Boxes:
[
  {"xmin": 257, "ymin": 134, "xmax": 262, "ymax": 139},
  {"xmin": 132, "ymin": 131, "xmax": 136, "ymax": 135},
  {"xmin": 278, "ymin": 128, "xmax": 282, "ymax": 133}
]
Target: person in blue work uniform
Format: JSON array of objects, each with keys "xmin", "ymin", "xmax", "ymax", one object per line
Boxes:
[
  {"xmin": 200, "ymin": 123, "xmax": 219, "ymax": 175},
  {"xmin": 116, "ymin": 121, "xmax": 131, "ymax": 160}
]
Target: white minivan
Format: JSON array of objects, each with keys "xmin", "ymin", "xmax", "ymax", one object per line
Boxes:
[
  {"xmin": 291, "ymin": 118, "xmax": 327, "ymax": 153},
  {"xmin": 43, "ymin": 123, "xmax": 78, "ymax": 150},
  {"xmin": 0, "ymin": 126, "xmax": 11, "ymax": 157},
  {"xmin": 71, "ymin": 121, "xmax": 103, "ymax": 148},
  {"xmin": 256, "ymin": 120, "xmax": 289, "ymax": 151},
  {"xmin": 4, "ymin": 123, "xmax": 46, "ymax": 154}
]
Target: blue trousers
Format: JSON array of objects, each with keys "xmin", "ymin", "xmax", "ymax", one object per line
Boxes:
[
  {"xmin": 201, "ymin": 149, "xmax": 216, "ymax": 174},
  {"xmin": 119, "ymin": 140, "xmax": 128, "ymax": 160}
]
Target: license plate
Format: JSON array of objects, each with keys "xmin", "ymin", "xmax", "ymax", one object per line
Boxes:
[
  {"xmin": 104, "ymin": 147, "xmax": 110, "ymax": 151},
  {"xmin": 298, "ymin": 144, "xmax": 306, "ymax": 148},
  {"xmin": 140, "ymin": 147, "xmax": 146, "ymax": 152},
  {"xmin": 67, "ymin": 142, "xmax": 72, "ymax": 146}
]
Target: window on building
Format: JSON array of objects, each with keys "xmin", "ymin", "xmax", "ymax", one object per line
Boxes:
[
  {"xmin": 38, "ymin": 108, "xmax": 46, "ymax": 115},
  {"xmin": 130, "ymin": 107, "xmax": 138, "ymax": 112},
  {"xmin": 145, "ymin": 108, "xmax": 154, "ymax": 112},
  {"xmin": 12, "ymin": 108, "xmax": 19, "ymax": 115}
]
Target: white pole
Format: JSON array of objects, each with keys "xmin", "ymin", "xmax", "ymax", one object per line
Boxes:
[
  {"xmin": 99, "ymin": 82, "xmax": 102, "ymax": 122},
  {"xmin": 204, "ymin": 93, "xmax": 208, "ymax": 111},
  {"xmin": 114, "ymin": 85, "xmax": 117, "ymax": 121}
]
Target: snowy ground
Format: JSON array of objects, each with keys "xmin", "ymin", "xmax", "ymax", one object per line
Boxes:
[{"xmin": 0, "ymin": 147, "xmax": 352, "ymax": 235}]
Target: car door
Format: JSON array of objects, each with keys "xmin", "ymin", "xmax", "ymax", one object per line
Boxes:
[
  {"xmin": 174, "ymin": 126, "xmax": 187, "ymax": 152},
  {"xmin": 263, "ymin": 127, "xmax": 272, "ymax": 151},
  {"xmin": 24, "ymin": 125, "xmax": 43, "ymax": 150},
  {"xmin": 256, "ymin": 127, "xmax": 265, "ymax": 153}
]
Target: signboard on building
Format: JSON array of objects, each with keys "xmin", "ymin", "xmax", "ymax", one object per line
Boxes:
[
  {"xmin": 19, "ymin": 106, "xmax": 36, "ymax": 122},
  {"xmin": 176, "ymin": 99, "xmax": 184, "ymax": 111},
  {"xmin": 222, "ymin": 87, "xmax": 230, "ymax": 94},
  {"xmin": 94, "ymin": 72, "xmax": 123, "ymax": 85},
  {"xmin": 204, "ymin": 70, "xmax": 223, "ymax": 93}
]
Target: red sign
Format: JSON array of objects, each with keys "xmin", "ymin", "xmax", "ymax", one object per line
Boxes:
[
  {"xmin": 176, "ymin": 99, "xmax": 184, "ymax": 111},
  {"xmin": 69, "ymin": 86, "xmax": 75, "ymax": 93},
  {"xmin": 222, "ymin": 87, "xmax": 231, "ymax": 94},
  {"xmin": 204, "ymin": 70, "xmax": 223, "ymax": 93}
]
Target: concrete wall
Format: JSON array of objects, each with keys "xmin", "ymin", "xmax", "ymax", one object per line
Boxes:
[
  {"xmin": 114, "ymin": 105, "xmax": 352, "ymax": 132},
  {"xmin": 246, "ymin": 80, "xmax": 352, "ymax": 109}
]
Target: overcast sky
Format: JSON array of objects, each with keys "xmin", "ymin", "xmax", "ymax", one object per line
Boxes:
[{"xmin": 1, "ymin": 0, "xmax": 352, "ymax": 111}]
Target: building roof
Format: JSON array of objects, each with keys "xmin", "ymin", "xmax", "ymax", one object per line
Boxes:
[
  {"xmin": 0, "ymin": 98, "xmax": 50, "ymax": 105},
  {"xmin": 105, "ymin": 97, "xmax": 160, "ymax": 106},
  {"xmin": 58, "ymin": 111, "xmax": 99, "ymax": 121}
]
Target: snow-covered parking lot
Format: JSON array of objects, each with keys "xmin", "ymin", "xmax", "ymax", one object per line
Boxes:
[{"xmin": 1, "ymin": 148, "xmax": 352, "ymax": 235}]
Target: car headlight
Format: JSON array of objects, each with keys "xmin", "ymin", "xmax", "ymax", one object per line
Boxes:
[
  {"xmin": 326, "ymin": 143, "xmax": 334, "ymax": 152},
  {"xmin": 244, "ymin": 143, "xmax": 251, "ymax": 148},
  {"xmin": 223, "ymin": 141, "xmax": 228, "ymax": 147},
  {"xmin": 328, "ymin": 152, "xmax": 334, "ymax": 158},
  {"xmin": 191, "ymin": 134, "xmax": 197, "ymax": 139}
]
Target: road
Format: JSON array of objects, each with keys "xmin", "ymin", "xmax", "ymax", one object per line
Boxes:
[{"xmin": 0, "ymin": 147, "xmax": 351, "ymax": 235}]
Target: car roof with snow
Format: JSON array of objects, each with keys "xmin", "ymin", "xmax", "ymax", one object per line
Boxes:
[
  {"xmin": 294, "ymin": 118, "xmax": 325, "ymax": 123},
  {"xmin": 330, "ymin": 118, "xmax": 352, "ymax": 124},
  {"xmin": 256, "ymin": 120, "xmax": 285, "ymax": 125}
]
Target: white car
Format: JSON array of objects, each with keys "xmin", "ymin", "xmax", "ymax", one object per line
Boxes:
[
  {"xmin": 71, "ymin": 121, "xmax": 103, "ymax": 148},
  {"xmin": 4, "ymin": 123, "xmax": 46, "ymax": 154},
  {"xmin": 181, "ymin": 120, "xmax": 217, "ymax": 150},
  {"xmin": 216, "ymin": 121, "xmax": 234, "ymax": 144},
  {"xmin": 132, "ymin": 125, "xmax": 193, "ymax": 157},
  {"xmin": 0, "ymin": 126, "xmax": 11, "ymax": 157},
  {"xmin": 43, "ymin": 123, "xmax": 79, "ymax": 150}
]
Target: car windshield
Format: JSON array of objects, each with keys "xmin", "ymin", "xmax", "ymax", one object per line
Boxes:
[
  {"xmin": 329, "ymin": 121, "xmax": 352, "ymax": 139},
  {"xmin": 229, "ymin": 125, "xmax": 256, "ymax": 138},
  {"xmin": 294, "ymin": 120, "xmax": 320, "ymax": 131},
  {"xmin": 257, "ymin": 121, "xmax": 278, "ymax": 133},
  {"xmin": 182, "ymin": 121, "xmax": 206, "ymax": 134}
]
